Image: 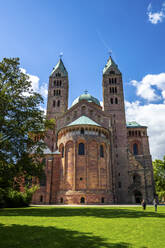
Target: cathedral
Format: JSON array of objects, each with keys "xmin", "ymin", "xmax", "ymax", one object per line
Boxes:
[{"xmin": 32, "ymin": 56, "xmax": 155, "ymax": 204}]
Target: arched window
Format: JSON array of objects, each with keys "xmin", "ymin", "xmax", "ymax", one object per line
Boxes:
[
  {"xmin": 54, "ymin": 90, "xmax": 55, "ymax": 96},
  {"xmin": 112, "ymin": 87, "xmax": 114, "ymax": 93},
  {"xmin": 62, "ymin": 146, "xmax": 64, "ymax": 158},
  {"xmin": 133, "ymin": 143, "xmax": 138, "ymax": 155},
  {"xmin": 53, "ymin": 100, "xmax": 56, "ymax": 107},
  {"xmin": 112, "ymin": 78, "xmax": 114, "ymax": 84},
  {"xmin": 57, "ymin": 100, "xmax": 60, "ymax": 107},
  {"xmin": 133, "ymin": 174, "xmax": 141, "ymax": 184},
  {"xmin": 100, "ymin": 145, "xmax": 104, "ymax": 158},
  {"xmin": 80, "ymin": 197, "xmax": 85, "ymax": 203},
  {"xmin": 118, "ymin": 182, "xmax": 122, "ymax": 188},
  {"xmin": 109, "ymin": 78, "xmax": 111, "ymax": 84},
  {"xmin": 54, "ymin": 80, "xmax": 56, "ymax": 86},
  {"xmin": 115, "ymin": 87, "xmax": 117, "ymax": 93},
  {"xmin": 110, "ymin": 98, "xmax": 113, "ymax": 104},
  {"xmin": 81, "ymin": 106, "xmax": 86, "ymax": 114},
  {"xmin": 114, "ymin": 78, "xmax": 117, "ymax": 84},
  {"xmin": 115, "ymin": 98, "xmax": 118, "ymax": 104},
  {"xmin": 80, "ymin": 128, "xmax": 84, "ymax": 135},
  {"xmin": 39, "ymin": 172, "xmax": 46, "ymax": 186},
  {"xmin": 78, "ymin": 143, "xmax": 85, "ymax": 155},
  {"xmin": 40, "ymin": 195, "xmax": 43, "ymax": 202}
]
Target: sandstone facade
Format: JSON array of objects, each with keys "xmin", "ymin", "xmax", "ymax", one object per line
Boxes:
[{"xmin": 32, "ymin": 57, "xmax": 155, "ymax": 204}]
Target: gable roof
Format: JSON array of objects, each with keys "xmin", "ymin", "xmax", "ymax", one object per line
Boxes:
[{"xmin": 67, "ymin": 115, "xmax": 101, "ymax": 127}]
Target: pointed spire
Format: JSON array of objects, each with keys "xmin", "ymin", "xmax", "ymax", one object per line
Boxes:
[
  {"xmin": 103, "ymin": 56, "xmax": 121, "ymax": 75},
  {"xmin": 51, "ymin": 58, "xmax": 68, "ymax": 77}
]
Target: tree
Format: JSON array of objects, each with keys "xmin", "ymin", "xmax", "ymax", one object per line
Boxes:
[
  {"xmin": 153, "ymin": 156, "xmax": 165, "ymax": 202},
  {"xmin": 0, "ymin": 57, "xmax": 53, "ymax": 206}
]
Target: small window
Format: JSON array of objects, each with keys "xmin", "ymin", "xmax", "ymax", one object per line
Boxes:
[
  {"xmin": 62, "ymin": 146, "xmax": 64, "ymax": 158},
  {"xmin": 80, "ymin": 197, "xmax": 85, "ymax": 204},
  {"xmin": 81, "ymin": 106, "xmax": 86, "ymax": 114},
  {"xmin": 118, "ymin": 182, "xmax": 122, "ymax": 188},
  {"xmin": 110, "ymin": 98, "xmax": 113, "ymax": 104},
  {"xmin": 54, "ymin": 80, "xmax": 56, "ymax": 86},
  {"xmin": 78, "ymin": 143, "xmax": 85, "ymax": 155},
  {"xmin": 100, "ymin": 145, "xmax": 104, "ymax": 158},
  {"xmin": 57, "ymin": 100, "xmax": 60, "ymax": 107},
  {"xmin": 115, "ymin": 87, "xmax": 117, "ymax": 93},
  {"xmin": 80, "ymin": 177, "xmax": 83, "ymax": 181},
  {"xmin": 133, "ymin": 143, "xmax": 138, "ymax": 155},
  {"xmin": 110, "ymin": 87, "xmax": 112, "ymax": 93},
  {"xmin": 114, "ymin": 78, "xmax": 117, "ymax": 84},
  {"xmin": 80, "ymin": 128, "xmax": 84, "ymax": 135},
  {"xmin": 112, "ymin": 87, "xmax": 114, "ymax": 93},
  {"xmin": 60, "ymin": 80, "xmax": 62, "ymax": 86},
  {"xmin": 101, "ymin": 197, "xmax": 104, "ymax": 203},
  {"xmin": 53, "ymin": 100, "xmax": 56, "ymax": 107},
  {"xmin": 115, "ymin": 98, "xmax": 118, "ymax": 104},
  {"xmin": 40, "ymin": 195, "xmax": 43, "ymax": 202},
  {"xmin": 40, "ymin": 172, "xmax": 46, "ymax": 186},
  {"xmin": 54, "ymin": 90, "xmax": 56, "ymax": 96}
]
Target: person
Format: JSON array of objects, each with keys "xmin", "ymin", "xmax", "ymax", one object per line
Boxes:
[
  {"xmin": 141, "ymin": 199, "xmax": 146, "ymax": 210},
  {"xmin": 153, "ymin": 198, "xmax": 158, "ymax": 212}
]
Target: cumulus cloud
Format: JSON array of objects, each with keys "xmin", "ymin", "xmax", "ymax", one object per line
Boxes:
[
  {"xmin": 21, "ymin": 68, "xmax": 48, "ymax": 99},
  {"xmin": 130, "ymin": 73, "xmax": 165, "ymax": 102},
  {"xmin": 147, "ymin": 2, "xmax": 165, "ymax": 24},
  {"xmin": 126, "ymin": 71, "xmax": 165, "ymax": 160}
]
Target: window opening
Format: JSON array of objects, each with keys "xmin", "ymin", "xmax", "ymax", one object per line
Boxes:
[
  {"xmin": 100, "ymin": 145, "xmax": 104, "ymax": 158},
  {"xmin": 80, "ymin": 128, "xmax": 84, "ymax": 135},
  {"xmin": 80, "ymin": 197, "xmax": 85, "ymax": 204},
  {"xmin": 101, "ymin": 197, "xmax": 104, "ymax": 203},
  {"xmin": 40, "ymin": 195, "xmax": 43, "ymax": 202},
  {"xmin": 60, "ymin": 198, "xmax": 63, "ymax": 203},
  {"xmin": 133, "ymin": 143, "xmax": 138, "ymax": 155},
  {"xmin": 115, "ymin": 98, "xmax": 118, "ymax": 104},
  {"xmin": 110, "ymin": 98, "xmax": 113, "ymax": 104},
  {"xmin": 62, "ymin": 146, "xmax": 64, "ymax": 158},
  {"xmin": 53, "ymin": 100, "xmax": 56, "ymax": 107},
  {"xmin": 78, "ymin": 143, "xmax": 85, "ymax": 155},
  {"xmin": 57, "ymin": 100, "xmax": 60, "ymax": 107}
]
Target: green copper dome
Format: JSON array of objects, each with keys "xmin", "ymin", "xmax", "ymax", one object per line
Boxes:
[{"xmin": 72, "ymin": 93, "xmax": 101, "ymax": 107}]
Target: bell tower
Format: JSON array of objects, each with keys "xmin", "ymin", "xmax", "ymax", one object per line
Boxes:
[
  {"xmin": 47, "ymin": 58, "xmax": 69, "ymax": 120},
  {"xmin": 102, "ymin": 56, "xmax": 130, "ymax": 203}
]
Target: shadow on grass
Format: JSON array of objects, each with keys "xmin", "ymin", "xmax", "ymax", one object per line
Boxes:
[
  {"xmin": 0, "ymin": 207, "xmax": 165, "ymax": 219},
  {"xmin": 0, "ymin": 223, "xmax": 132, "ymax": 248}
]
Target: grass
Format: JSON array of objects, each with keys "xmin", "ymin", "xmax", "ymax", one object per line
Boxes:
[{"xmin": 0, "ymin": 206, "xmax": 165, "ymax": 248}]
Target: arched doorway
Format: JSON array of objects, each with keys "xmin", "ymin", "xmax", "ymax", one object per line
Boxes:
[
  {"xmin": 80, "ymin": 197, "xmax": 85, "ymax": 204},
  {"xmin": 134, "ymin": 190, "xmax": 142, "ymax": 203}
]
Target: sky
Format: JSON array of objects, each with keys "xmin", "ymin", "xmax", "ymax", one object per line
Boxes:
[{"xmin": 0, "ymin": 0, "xmax": 165, "ymax": 160}]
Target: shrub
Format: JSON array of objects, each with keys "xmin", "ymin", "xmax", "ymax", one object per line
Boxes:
[{"xmin": 4, "ymin": 186, "xmax": 38, "ymax": 208}]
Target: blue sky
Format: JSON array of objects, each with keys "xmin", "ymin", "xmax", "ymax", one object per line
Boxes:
[{"xmin": 1, "ymin": 0, "xmax": 165, "ymax": 159}]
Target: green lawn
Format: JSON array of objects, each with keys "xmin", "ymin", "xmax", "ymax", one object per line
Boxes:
[{"xmin": 0, "ymin": 206, "xmax": 165, "ymax": 248}]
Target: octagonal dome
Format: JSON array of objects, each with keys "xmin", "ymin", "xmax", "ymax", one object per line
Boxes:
[{"xmin": 72, "ymin": 93, "xmax": 101, "ymax": 107}]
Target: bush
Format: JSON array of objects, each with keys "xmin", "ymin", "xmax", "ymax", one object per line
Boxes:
[{"xmin": 3, "ymin": 186, "xmax": 38, "ymax": 208}]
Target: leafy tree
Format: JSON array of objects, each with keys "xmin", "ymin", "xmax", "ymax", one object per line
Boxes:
[
  {"xmin": 0, "ymin": 57, "xmax": 53, "ymax": 206},
  {"xmin": 153, "ymin": 156, "xmax": 165, "ymax": 202}
]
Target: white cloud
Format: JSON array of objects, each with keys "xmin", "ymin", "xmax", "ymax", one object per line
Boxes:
[
  {"xmin": 21, "ymin": 68, "xmax": 48, "ymax": 99},
  {"xmin": 125, "ymin": 101, "xmax": 165, "ymax": 160},
  {"xmin": 130, "ymin": 73, "xmax": 165, "ymax": 102},
  {"xmin": 40, "ymin": 83, "xmax": 48, "ymax": 98},
  {"xmin": 147, "ymin": 2, "xmax": 165, "ymax": 24}
]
